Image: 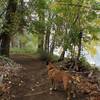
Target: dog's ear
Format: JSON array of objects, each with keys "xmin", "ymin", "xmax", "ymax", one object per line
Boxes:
[
  {"xmin": 46, "ymin": 61, "xmax": 49, "ymax": 65},
  {"xmin": 46, "ymin": 59, "xmax": 50, "ymax": 65},
  {"xmin": 46, "ymin": 59, "xmax": 52, "ymax": 65}
]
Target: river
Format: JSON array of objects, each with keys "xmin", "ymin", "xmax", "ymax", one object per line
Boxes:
[{"xmin": 53, "ymin": 46, "xmax": 100, "ymax": 69}]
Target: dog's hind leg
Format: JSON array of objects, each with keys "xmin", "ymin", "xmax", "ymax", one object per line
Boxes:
[
  {"xmin": 50, "ymin": 79, "xmax": 55, "ymax": 91},
  {"xmin": 65, "ymin": 85, "xmax": 71, "ymax": 100},
  {"xmin": 64, "ymin": 81, "xmax": 72, "ymax": 100}
]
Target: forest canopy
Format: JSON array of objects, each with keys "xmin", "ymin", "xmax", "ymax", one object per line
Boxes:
[{"xmin": 0, "ymin": 0, "xmax": 100, "ymax": 63}]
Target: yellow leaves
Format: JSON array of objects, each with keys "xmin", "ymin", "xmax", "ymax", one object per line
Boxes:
[
  {"xmin": 87, "ymin": 47, "xmax": 96, "ymax": 56},
  {"xmin": 58, "ymin": 12, "xmax": 64, "ymax": 17},
  {"xmin": 72, "ymin": 74, "xmax": 81, "ymax": 83},
  {"xmin": 49, "ymin": 2, "xmax": 60, "ymax": 9},
  {"xmin": 84, "ymin": 41, "xmax": 97, "ymax": 56},
  {"xmin": 49, "ymin": 1, "xmax": 66, "ymax": 18},
  {"xmin": 75, "ymin": 76, "xmax": 81, "ymax": 82},
  {"xmin": 96, "ymin": 0, "xmax": 100, "ymax": 2},
  {"xmin": 94, "ymin": 18, "xmax": 100, "ymax": 26},
  {"xmin": 49, "ymin": 1, "xmax": 64, "ymax": 12}
]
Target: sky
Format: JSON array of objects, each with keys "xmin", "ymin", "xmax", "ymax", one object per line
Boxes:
[{"xmin": 24, "ymin": 0, "xmax": 29, "ymax": 2}]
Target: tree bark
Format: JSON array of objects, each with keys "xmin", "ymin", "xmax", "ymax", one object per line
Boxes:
[
  {"xmin": 0, "ymin": 34, "xmax": 10, "ymax": 57},
  {"xmin": 45, "ymin": 29, "xmax": 50, "ymax": 54},
  {"xmin": 74, "ymin": 31, "xmax": 83, "ymax": 71},
  {"xmin": 50, "ymin": 35, "xmax": 55, "ymax": 55},
  {"xmin": 58, "ymin": 50, "xmax": 65, "ymax": 61},
  {"xmin": 77, "ymin": 31, "xmax": 83, "ymax": 60},
  {"xmin": 0, "ymin": 0, "xmax": 17, "ymax": 57},
  {"xmin": 37, "ymin": 11, "xmax": 45, "ymax": 56},
  {"xmin": 38, "ymin": 34, "xmax": 44, "ymax": 54}
]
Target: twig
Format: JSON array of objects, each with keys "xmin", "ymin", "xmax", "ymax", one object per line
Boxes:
[{"xmin": 24, "ymin": 90, "xmax": 48, "ymax": 97}]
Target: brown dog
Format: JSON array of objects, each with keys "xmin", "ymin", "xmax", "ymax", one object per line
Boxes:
[{"xmin": 47, "ymin": 61, "xmax": 73, "ymax": 100}]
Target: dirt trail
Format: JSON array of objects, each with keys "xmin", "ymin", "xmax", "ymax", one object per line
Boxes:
[{"xmin": 11, "ymin": 54, "xmax": 66, "ymax": 100}]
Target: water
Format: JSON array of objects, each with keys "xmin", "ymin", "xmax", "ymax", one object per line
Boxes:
[
  {"xmin": 53, "ymin": 46, "xmax": 100, "ymax": 68},
  {"xmin": 86, "ymin": 46, "xmax": 100, "ymax": 68}
]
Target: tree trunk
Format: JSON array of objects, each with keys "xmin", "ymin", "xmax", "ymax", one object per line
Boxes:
[
  {"xmin": 50, "ymin": 35, "xmax": 55, "ymax": 55},
  {"xmin": 74, "ymin": 31, "xmax": 83, "ymax": 71},
  {"xmin": 0, "ymin": 0, "xmax": 17, "ymax": 57},
  {"xmin": 77, "ymin": 31, "xmax": 83, "ymax": 60},
  {"xmin": 45, "ymin": 29, "xmax": 50, "ymax": 54},
  {"xmin": 0, "ymin": 34, "xmax": 10, "ymax": 57},
  {"xmin": 19, "ymin": 0, "xmax": 25, "ymax": 33},
  {"xmin": 37, "ymin": 11, "xmax": 45, "ymax": 57},
  {"xmin": 58, "ymin": 50, "xmax": 65, "ymax": 61},
  {"xmin": 44, "ymin": 12, "xmax": 52, "ymax": 55},
  {"xmin": 38, "ymin": 34, "xmax": 44, "ymax": 54}
]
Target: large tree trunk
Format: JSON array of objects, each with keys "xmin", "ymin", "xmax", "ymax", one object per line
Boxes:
[
  {"xmin": 38, "ymin": 34, "xmax": 44, "ymax": 54},
  {"xmin": 45, "ymin": 29, "xmax": 50, "ymax": 54},
  {"xmin": 19, "ymin": 0, "xmax": 25, "ymax": 33},
  {"xmin": 0, "ymin": 34, "xmax": 10, "ymax": 57},
  {"xmin": 58, "ymin": 50, "xmax": 65, "ymax": 61},
  {"xmin": 50, "ymin": 34, "xmax": 55, "ymax": 55},
  {"xmin": 0, "ymin": 0, "xmax": 17, "ymax": 57},
  {"xmin": 37, "ymin": 11, "xmax": 45, "ymax": 57},
  {"xmin": 44, "ymin": 12, "xmax": 52, "ymax": 55},
  {"xmin": 74, "ymin": 31, "xmax": 83, "ymax": 71}
]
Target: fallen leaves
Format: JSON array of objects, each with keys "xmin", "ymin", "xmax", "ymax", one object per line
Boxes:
[
  {"xmin": 55, "ymin": 59, "xmax": 100, "ymax": 100},
  {"xmin": 0, "ymin": 56, "xmax": 22, "ymax": 100}
]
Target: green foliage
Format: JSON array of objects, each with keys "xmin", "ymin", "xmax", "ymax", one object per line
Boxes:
[
  {"xmin": 86, "ymin": 11, "xmax": 97, "ymax": 22},
  {"xmin": 33, "ymin": 20, "xmax": 45, "ymax": 34},
  {"xmin": 10, "ymin": 48, "xmax": 36, "ymax": 54},
  {"xmin": 0, "ymin": 0, "xmax": 100, "ymax": 61},
  {"xmin": 92, "ymin": 2, "xmax": 100, "ymax": 10},
  {"xmin": 38, "ymin": 50, "xmax": 59, "ymax": 61}
]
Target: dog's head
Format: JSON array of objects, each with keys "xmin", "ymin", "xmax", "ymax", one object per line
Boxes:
[{"xmin": 46, "ymin": 61, "xmax": 55, "ymax": 71}]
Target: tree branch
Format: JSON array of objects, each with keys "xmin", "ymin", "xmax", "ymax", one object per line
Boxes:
[{"xmin": 0, "ymin": 9, "xmax": 6, "ymax": 18}]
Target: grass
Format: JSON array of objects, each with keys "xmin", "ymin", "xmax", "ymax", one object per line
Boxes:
[{"xmin": 10, "ymin": 48, "xmax": 37, "ymax": 55}]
